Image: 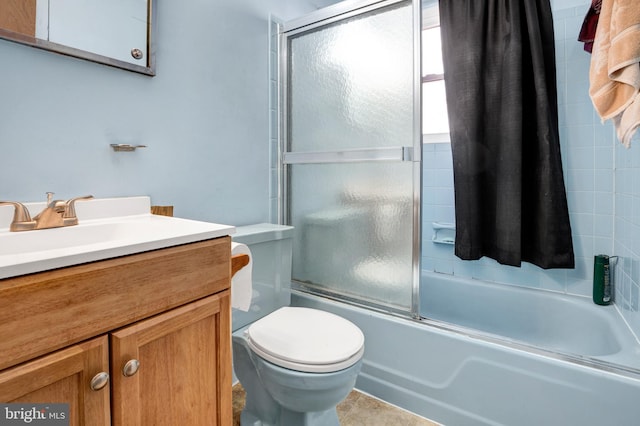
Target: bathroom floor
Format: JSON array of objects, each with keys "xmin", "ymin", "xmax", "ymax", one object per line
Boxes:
[{"xmin": 232, "ymin": 383, "xmax": 440, "ymax": 425}]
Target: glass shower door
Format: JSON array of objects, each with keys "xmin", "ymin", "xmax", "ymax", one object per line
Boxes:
[{"xmin": 281, "ymin": 0, "xmax": 421, "ymax": 315}]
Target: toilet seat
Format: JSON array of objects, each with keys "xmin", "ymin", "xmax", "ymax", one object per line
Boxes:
[{"xmin": 245, "ymin": 307, "xmax": 365, "ymax": 373}]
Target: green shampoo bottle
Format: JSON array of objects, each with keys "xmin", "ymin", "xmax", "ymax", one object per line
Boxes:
[{"xmin": 593, "ymin": 254, "xmax": 611, "ymax": 305}]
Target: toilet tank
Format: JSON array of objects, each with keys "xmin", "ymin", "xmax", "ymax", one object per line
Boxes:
[{"xmin": 232, "ymin": 223, "xmax": 294, "ymax": 331}]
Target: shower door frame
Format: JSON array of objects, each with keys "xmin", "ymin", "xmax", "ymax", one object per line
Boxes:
[{"xmin": 278, "ymin": 0, "xmax": 423, "ymax": 319}]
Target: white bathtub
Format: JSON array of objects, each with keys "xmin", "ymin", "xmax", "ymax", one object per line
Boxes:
[{"xmin": 292, "ymin": 272, "xmax": 640, "ymax": 426}]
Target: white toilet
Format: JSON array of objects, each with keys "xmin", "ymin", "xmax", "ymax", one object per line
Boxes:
[{"xmin": 232, "ymin": 224, "xmax": 365, "ymax": 426}]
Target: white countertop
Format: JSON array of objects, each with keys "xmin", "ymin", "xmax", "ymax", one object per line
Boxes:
[{"xmin": 0, "ymin": 196, "xmax": 235, "ymax": 280}]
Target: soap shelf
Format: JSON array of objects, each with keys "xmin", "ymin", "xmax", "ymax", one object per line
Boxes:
[
  {"xmin": 432, "ymin": 222, "xmax": 455, "ymax": 245},
  {"xmin": 110, "ymin": 144, "xmax": 147, "ymax": 152}
]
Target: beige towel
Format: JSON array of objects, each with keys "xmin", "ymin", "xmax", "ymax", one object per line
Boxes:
[{"xmin": 589, "ymin": 0, "xmax": 640, "ymax": 147}]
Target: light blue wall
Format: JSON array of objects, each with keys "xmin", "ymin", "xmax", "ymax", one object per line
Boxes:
[
  {"xmin": 422, "ymin": 1, "xmax": 640, "ymax": 338},
  {"xmin": 0, "ymin": 0, "xmax": 318, "ymax": 226}
]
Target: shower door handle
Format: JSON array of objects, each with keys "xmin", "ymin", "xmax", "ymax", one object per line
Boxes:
[
  {"xmin": 283, "ymin": 147, "xmax": 414, "ymax": 164},
  {"xmin": 402, "ymin": 147, "xmax": 414, "ymax": 161}
]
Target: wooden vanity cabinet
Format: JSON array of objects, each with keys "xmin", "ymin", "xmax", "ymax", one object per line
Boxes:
[
  {"xmin": 111, "ymin": 292, "xmax": 231, "ymax": 425},
  {"xmin": 0, "ymin": 336, "xmax": 111, "ymax": 425},
  {"xmin": 0, "ymin": 237, "xmax": 233, "ymax": 426}
]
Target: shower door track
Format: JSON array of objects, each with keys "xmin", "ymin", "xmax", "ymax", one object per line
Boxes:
[{"xmin": 282, "ymin": 0, "xmax": 409, "ymax": 35}]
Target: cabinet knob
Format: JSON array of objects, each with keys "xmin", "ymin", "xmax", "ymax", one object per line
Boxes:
[
  {"xmin": 122, "ymin": 359, "xmax": 140, "ymax": 377},
  {"xmin": 90, "ymin": 372, "xmax": 110, "ymax": 391}
]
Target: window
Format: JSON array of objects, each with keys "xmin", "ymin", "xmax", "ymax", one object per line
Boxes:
[{"xmin": 422, "ymin": 3, "xmax": 450, "ymax": 143}]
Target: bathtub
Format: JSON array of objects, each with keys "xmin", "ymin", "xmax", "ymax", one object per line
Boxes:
[
  {"xmin": 421, "ymin": 272, "xmax": 640, "ymax": 367},
  {"xmin": 291, "ymin": 272, "xmax": 640, "ymax": 426}
]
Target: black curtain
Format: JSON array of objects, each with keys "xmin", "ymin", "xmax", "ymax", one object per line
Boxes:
[{"xmin": 439, "ymin": 0, "xmax": 574, "ymax": 269}]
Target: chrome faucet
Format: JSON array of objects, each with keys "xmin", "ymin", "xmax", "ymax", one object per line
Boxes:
[{"xmin": 0, "ymin": 193, "xmax": 93, "ymax": 231}]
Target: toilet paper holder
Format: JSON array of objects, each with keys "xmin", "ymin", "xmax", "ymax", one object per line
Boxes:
[{"xmin": 232, "ymin": 254, "xmax": 250, "ymax": 277}]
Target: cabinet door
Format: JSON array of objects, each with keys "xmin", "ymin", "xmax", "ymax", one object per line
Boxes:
[
  {"xmin": 0, "ymin": 0, "xmax": 36, "ymax": 36},
  {"xmin": 48, "ymin": 0, "xmax": 148, "ymax": 65},
  {"xmin": 111, "ymin": 291, "xmax": 232, "ymax": 426},
  {"xmin": 0, "ymin": 336, "xmax": 110, "ymax": 425}
]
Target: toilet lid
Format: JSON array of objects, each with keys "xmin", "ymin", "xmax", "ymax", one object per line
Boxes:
[{"xmin": 246, "ymin": 307, "xmax": 365, "ymax": 373}]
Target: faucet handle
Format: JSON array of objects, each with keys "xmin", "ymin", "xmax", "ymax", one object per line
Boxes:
[
  {"xmin": 63, "ymin": 195, "xmax": 94, "ymax": 225},
  {"xmin": 0, "ymin": 201, "xmax": 36, "ymax": 232},
  {"xmin": 42, "ymin": 192, "xmax": 66, "ymax": 212}
]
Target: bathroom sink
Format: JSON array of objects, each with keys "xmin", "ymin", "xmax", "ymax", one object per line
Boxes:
[{"xmin": 0, "ymin": 196, "xmax": 235, "ymax": 279}]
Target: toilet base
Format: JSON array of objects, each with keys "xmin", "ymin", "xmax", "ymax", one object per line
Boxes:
[
  {"xmin": 233, "ymin": 324, "xmax": 362, "ymax": 426},
  {"xmin": 241, "ymin": 406, "xmax": 339, "ymax": 426}
]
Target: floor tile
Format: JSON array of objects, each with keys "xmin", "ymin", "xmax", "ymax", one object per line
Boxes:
[{"xmin": 232, "ymin": 383, "xmax": 440, "ymax": 425}]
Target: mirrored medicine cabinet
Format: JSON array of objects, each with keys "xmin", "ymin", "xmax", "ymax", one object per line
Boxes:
[{"xmin": 0, "ymin": 0, "xmax": 156, "ymax": 76}]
